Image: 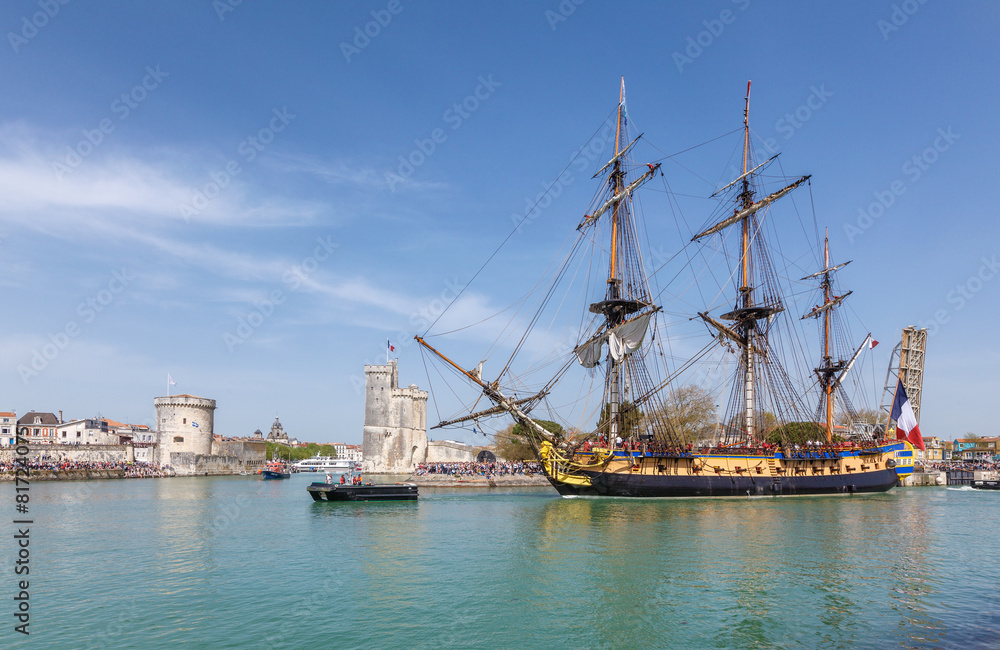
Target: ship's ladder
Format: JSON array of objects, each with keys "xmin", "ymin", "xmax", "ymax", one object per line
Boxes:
[{"xmin": 767, "ymin": 458, "xmax": 779, "ymax": 477}]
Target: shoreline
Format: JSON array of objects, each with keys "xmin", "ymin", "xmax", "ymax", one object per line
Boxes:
[{"xmin": 405, "ymin": 474, "xmax": 551, "ymax": 488}]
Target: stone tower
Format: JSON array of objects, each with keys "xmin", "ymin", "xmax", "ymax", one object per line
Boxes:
[
  {"xmin": 154, "ymin": 394, "xmax": 216, "ymax": 466},
  {"xmin": 361, "ymin": 359, "xmax": 428, "ymax": 473}
]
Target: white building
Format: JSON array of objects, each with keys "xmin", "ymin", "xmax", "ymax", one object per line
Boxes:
[
  {"xmin": 333, "ymin": 443, "xmax": 363, "ymax": 463},
  {"xmin": 56, "ymin": 418, "xmax": 118, "ymax": 445},
  {"xmin": 0, "ymin": 411, "xmax": 16, "ymax": 447}
]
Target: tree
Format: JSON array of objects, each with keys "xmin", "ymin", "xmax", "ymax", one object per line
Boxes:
[
  {"xmin": 836, "ymin": 407, "xmax": 884, "ymax": 437},
  {"xmin": 267, "ymin": 441, "xmax": 336, "ymax": 461},
  {"xmin": 494, "ymin": 419, "xmax": 564, "ymax": 461},
  {"xmin": 644, "ymin": 385, "xmax": 717, "ymax": 445},
  {"xmin": 766, "ymin": 421, "xmax": 833, "ymax": 445},
  {"xmin": 597, "ymin": 400, "xmax": 644, "ymax": 440}
]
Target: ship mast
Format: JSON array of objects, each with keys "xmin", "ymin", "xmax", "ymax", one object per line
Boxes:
[
  {"xmin": 606, "ymin": 77, "xmax": 626, "ymax": 444},
  {"xmin": 692, "ymin": 81, "xmax": 810, "ymax": 445},
  {"xmin": 801, "ymin": 231, "xmax": 852, "ymax": 445},
  {"xmin": 739, "ymin": 81, "xmax": 755, "ymax": 443}
]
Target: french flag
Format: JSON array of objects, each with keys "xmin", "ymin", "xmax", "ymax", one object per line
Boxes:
[{"xmin": 890, "ymin": 379, "xmax": 924, "ymax": 451}]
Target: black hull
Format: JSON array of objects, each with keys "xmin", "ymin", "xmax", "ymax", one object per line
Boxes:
[
  {"xmin": 971, "ymin": 481, "xmax": 1000, "ymax": 490},
  {"xmin": 307, "ymin": 482, "xmax": 418, "ymax": 501},
  {"xmin": 548, "ymin": 468, "xmax": 899, "ymax": 498}
]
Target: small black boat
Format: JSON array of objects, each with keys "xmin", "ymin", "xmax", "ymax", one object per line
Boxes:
[
  {"xmin": 307, "ymin": 482, "xmax": 418, "ymax": 501},
  {"xmin": 970, "ymin": 480, "xmax": 1000, "ymax": 490}
]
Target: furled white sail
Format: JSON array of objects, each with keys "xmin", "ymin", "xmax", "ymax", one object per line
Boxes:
[
  {"xmin": 575, "ymin": 337, "xmax": 605, "ymax": 368},
  {"xmin": 607, "ymin": 312, "xmax": 652, "ymax": 362}
]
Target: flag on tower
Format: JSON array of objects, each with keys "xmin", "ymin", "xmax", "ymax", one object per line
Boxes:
[
  {"xmin": 168, "ymin": 373, "xmax": 177, "ymax": 386},
  {"xmin": 890, "ymin": 378, "xmax": 924, "ymax": 451}
]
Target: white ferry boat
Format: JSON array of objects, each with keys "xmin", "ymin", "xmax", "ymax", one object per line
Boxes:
[{"xmin": 291, "ymin": 455, "xmax": 355, "ymax": 473}]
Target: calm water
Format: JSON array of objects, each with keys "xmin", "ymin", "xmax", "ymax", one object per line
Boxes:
[{"xmin": 6, "ymin": 475, "xmax": 1000, "ymax": 648}]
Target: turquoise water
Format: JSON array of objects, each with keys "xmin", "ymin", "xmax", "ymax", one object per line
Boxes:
[{"xmin": 7, "ymin": 476, "xmax": 1000, "ymax": 648}]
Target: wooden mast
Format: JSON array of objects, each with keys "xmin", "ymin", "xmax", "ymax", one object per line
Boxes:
[
  {"xmin": 607, "ymin": 77, "xmax": 626, "ymax": 445},
  {"xmin": 741, "ymin": 80, "xmax": 756, "ymax": 443},
  {"xmin": 609, "ymin": 76, "xmax": 624, "ymax": 287},
  {"xmin": 823, "ymin": 231, "xmax": 834, "ymax": 444}
]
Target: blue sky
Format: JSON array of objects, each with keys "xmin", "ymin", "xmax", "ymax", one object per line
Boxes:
[{"xmin": 1, "ymin": 1, "xmax": 997, "ymax": 444}]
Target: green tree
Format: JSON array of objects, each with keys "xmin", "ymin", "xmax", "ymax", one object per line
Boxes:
[
  {"xmin": 597, "ymin": 401, "xmax": 643, "ymax": 440},
  {"xmin": 766, "ymin": 421, "xmax": 833, "ymax": 445},
  {"xmin": 267, "ymin": 441, "xmax": 337, "ymax": 461},
  {"xmin": 494, "ymin": 419, "xmax": 564, "ymax": 460}
]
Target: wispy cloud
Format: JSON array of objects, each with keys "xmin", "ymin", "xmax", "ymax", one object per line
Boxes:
[{"xmin": 0, "ymin": 122, "xmax": 328, "ymax": 230}]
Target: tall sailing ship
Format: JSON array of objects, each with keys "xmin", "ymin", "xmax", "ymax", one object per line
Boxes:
[{"xmin": 417, "ymin": 80, "xmax": 906, "ymax": 497}]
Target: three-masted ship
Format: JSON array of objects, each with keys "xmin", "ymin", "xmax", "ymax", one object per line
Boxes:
[{"xmin": 417, "ymin": 80, "xmax": 905, "ymax": 497}]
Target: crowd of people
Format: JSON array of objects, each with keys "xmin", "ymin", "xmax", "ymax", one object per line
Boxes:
[
  {"xmin": 0, "ymin": 459, "xmax": 166, "ymax": 478},
  {"xmin": 925, "ymin": 460, "xmax": 1000, "ymax": 472},
  {"xmin": 414, "ymin": 461, "xmax": 543, "ymax": 478}
]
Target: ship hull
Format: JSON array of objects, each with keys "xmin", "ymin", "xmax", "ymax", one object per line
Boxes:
[{"xmin": 547, "ymin": 467, "xmax": 899, "ymax": 497}]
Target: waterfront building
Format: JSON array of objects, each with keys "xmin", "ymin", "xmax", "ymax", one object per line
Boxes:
[
  {"xmin": 361, "ymin": 359, "xmax": 476, "ymax": 473},
  {"xmin": 153, "ymin": 394, "xmax": 265, "ymax": 474},
  {"xmin": 0, "ymin": 411, "xmax": 15, "ymax": 446},
  {"xmin": 154, "ymin": 394, "xmax": 216, "ymax": 464},
  {"xmin": 56, "ymin": 418, "xmax": 115, "ymax": 445},
  {"xmin": 18, "ymin": 411, "xmax": 60, "ymax": 443},
  {"xmin": 361, "ymin": 359, "xmax": 429, "ymax": 473},
  {"xmin": 952, "ymin": 437, "xmax": 1000, "ymax": 461},
  {"xmin": 917, "ymin": 436, "xmax": 945, "ymax": 462},
  {"xmin": 333, "ymin": 442, "xmax": 363, "ymax": 463},
  {"xmin": 265, "ymin": 416, "xmax": 299, "ymax": 446}
]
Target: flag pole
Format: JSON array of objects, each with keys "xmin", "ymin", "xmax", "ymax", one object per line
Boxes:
[{"xmin": 167, "ymin": 373, "xmax": 170, "ymax": 396}]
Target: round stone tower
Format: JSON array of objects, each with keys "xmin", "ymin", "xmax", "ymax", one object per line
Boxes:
[{"xmin": 154, "ymin": 394, "xmax": 216, "ymax": 466}]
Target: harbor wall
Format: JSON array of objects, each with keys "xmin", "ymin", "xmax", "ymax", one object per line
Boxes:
[
  {"xmin": 212, "ymin": 439, "xmax": 267, "ymax": 471},
  {"xmin": 425, "ymin": 440, "xmax": 476, "ymax": 463},
  {"xmin": 167, "ymin": 452, "xmax": 249, "ymax": 476},
  {"xmin": 902, "ymin": 471, "xmax": 945, "ymax": 486},
  {"xmin": 0, "ymin": 468, "xmax": 127, "ymax": 481},
  {"xmin": 0, "ymin": 444, "xmax": 135, "ymax": 464}
]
